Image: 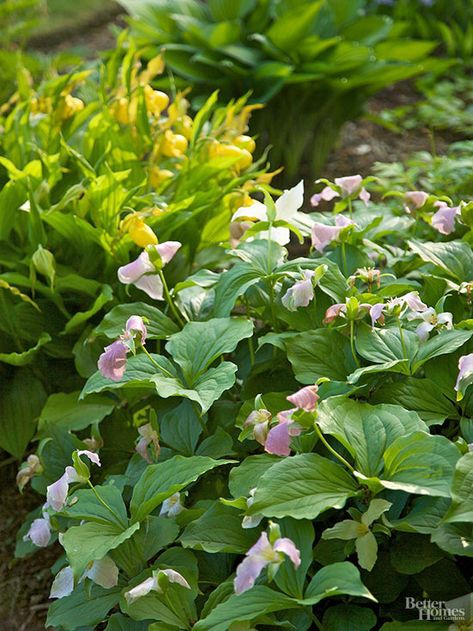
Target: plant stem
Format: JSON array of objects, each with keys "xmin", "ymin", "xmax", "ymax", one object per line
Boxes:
[
  {"xmin": 87, "ymin": 480, "xmax": 127, "ymax": 528},
  {"xmin": 350, "ymin": 319, "xmax": 360, "ymax": 367},
  {"xmin": 141, "ymin": 345, "xmax": 175, "ymax": 379},
  {"xmin": 397, "ymin": 316, "xmax": 407, "ymax": 360},
  {"xmin": 158, "ymin": 270, "xmax": 186, "ymax": 327},
  {"xmin": 311, "ymin": 612, "xmax": 324, "ymax": 630},
  {"xmin": 348, "ymin": 197, "xmax": 353, "ymax": 220},
  {"xmin": 341, "ymin": 241, "xmax": 348, "ymax": 277},
  {"xmin": 313, "ymin": 422, "xmax": 356, "ymax": 475}
]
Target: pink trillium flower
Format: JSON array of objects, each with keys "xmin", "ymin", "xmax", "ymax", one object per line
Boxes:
[
  {"xmin": 24, "ymin": 505, "xmax": 51, "ymax": 548},
  {"xmin": 159, "ymin": 492, "xmax": 184, "ymax": 518},
  {"xmin": 324, "ymin": 302, "xmax": 347, "ymax": 324},
  {"xmin": 46, "ymin": 450, "xmax": 101, "ymax": 512},
  {"xmin": 389, "ymin": 291, "xmax": 427, "ymax": 313},
  {"xmin": 50, "ymin": 557, "xmax": 119, "ymax": 599},
  {"xmin": 311, "ymin": 215, "xmax": 354, "ymax": 253},
  {"xmin": 234, "ymin": 531, "xmax": 301, "ymax": 594},
  {"xmin": 407, "ymin": 307, "xmax": 453, "ymax": 341},
  {"xmin": 311, "ymin": 175, "xmax": 370, "ymax": 207},
  {"xmin": 264, "ymin": 410, "xmax": 302, "ymax": 457},
  {"xmin": 455, "ymin": 353, "xmax": 473, "ymax": 397},
  {"xmin": 244, "ymin": 409, "xmax": 272, "ymax": 446},
  {"xmin": 125, "ymin": 569, "xmax": 190, "ymax": 605},
  {"xmin": 287, "ymin": 385, "xmax": 319, "ymax": 412},
  {"xmin": 281, "ymin": 270, "xmax": 315, "ymax": 311},
  {"xmin": 369, "ymin": 303, "xmax": 386, "ymax": 329},
  {"xmin": 118, "ymin": 241, "xmax": 181, "ymax": 299},
  {"xmin": 404, "ymin": 191, "xmax": 428, "ymax": 213},
  {"xmin": 98, "ymin": 315, "xmax": 148, "ymax": 382},
  {"xmin": 136, "ymin": 423, "xmax": 160, "ymax": 463},
  {"xmin": 432, "ymin": 201, "xmax": 459, "ymax": 235}
]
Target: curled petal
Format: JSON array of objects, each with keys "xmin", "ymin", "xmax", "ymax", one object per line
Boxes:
[
  {"xmin": 234, "ymin": 554, "xmax": 268, "ymax": 595},
  {"xmin": 432, "ymin": 203, "xmax": 458, "ymax": 235},
  {"xmin": 456, "ymin": 353, "xmax": 473, "ymax": 394},
  {"xmin": 415, "ymin": 321, "xmax": 435, "ymax": 341},
  {"xmin": 404, "ymin": 191, "xmax": 428, "ymax": 212},
  {"xmin": 77, "ymin": 450, "xmax": 101, "ymax": 467},
  {"xmin": 402, "ymin": 291, "xmax": 428, "ymax": 312},
  {"xmin": 311, "ymin": 223, "xmax": 343, "ymax": 253},
  {"xmin": 98, "ymin": 340, "xmax": 128, "ymax": 381},
  {"xmin": 232, "ymin": 200, "xmax": 268, "ymax": 223},
  {"xmin": 359, "ymin": 187, "xmax": 370, "ymax": 205},
  {"xmin": 126, "ymin": 316, "xmax": 147, "ymax": 344},
  {"xmin": 335, "ymin": 175, "xmax": 362, "ymax": 197},
  {"xmin": 155, "ymin": 241, "xmax": 182, "ymax": 265},
  {"xmin": 324, "ymin": 303, "xmax": 347, "ymax": 324},
  {"xmin": 265, "ymin": 417, "xmax": 301, "ymax": 457},
  {"xmin": 369, "ymin": 303, "xmax": 385, "ymax": 329},
  {"xmin": 159, "ymin": 569, "xmax": 190, "ymax": 590},
  {"xmin": 281, "ymin": 271, "xmax": 315, "ymax": 311},
  {"xmin": 84, "ymin": 557, "xmax": 119, "ymax": 589},
  {"xmin": 287, "ymin": 385, "xmax": 319, "ymax": 412},
  {"xmin": 50, "ymin": 566, "xmax": 74, "ymax": 599},
  {"xmin": 46, "ymin": 468, "xmax": 77, "ymax": 512},
  {"xmin": 24, "ymin": 514, "xmax": 51, "ymax": 548},
  {"xmin": 335, "ymin": 214, "xmax": 354, "ymax": 228},
  {"xmin": 118, "ymin": 252, "xmax": 154, "ymax": 284},
  {"xmin": 310, "ymin": 186, "xmax": 339, "ymax": 207},
  {"xmin": 125, "ymin": 576, "xmax": 156, "ymax": 604},
  {"xmin": 273, "ymin": 537, "xmax": 301, "ymax": 568}
]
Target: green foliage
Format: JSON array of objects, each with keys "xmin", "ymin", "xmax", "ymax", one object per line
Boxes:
[{"xmin": 117, "ymin": 0, "xmax": 442, "ymax": 176}]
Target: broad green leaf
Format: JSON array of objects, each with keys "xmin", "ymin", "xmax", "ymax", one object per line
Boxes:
[
  {"xmin": 412, "ymin": 329, "xmax": 473, "ymax": 372},
  {"xmin": 389, "ymin": 534, "xmax": 444, "ymax": 575},
  {"xmin": 322, "ymin": 604, "xmax": 377, "ymax": 631},
  {"xmin": 130, "ymin": 455, "xmax": 233, "ymax": 521},
  {"xmin": 0, "ymin": 369, "xmax": 47, "ymax": 458},
  {"xmin": 37, "ymin": 391, "xmax": 114, "ymax": 436},
  {"xmin": 378, "ymin": 432, "xmax": 460, "ymax": 497},
  {"xmin": 46, "ymin": 584, "xmax": 121, "ymax": 630},
  {"xmin": 228, "ymin": 454, "xmax": 282, "ymax": 498},
  {"xmin": 160, "ymin": 400, "xmax": 202, "ymax": 455},
  {"xmin": 180, "ymin": 502, "xmax": 260, "ymax": 553},
  {"xmin": 274, "ymin": 518, "xmax": 315, "ymax": 598},
  {"xmin": 212, "ymin": 265, "xmax": 261, "ymax": 317},
  {"xmin": 316, "ymin": 396, "xmax": 426, "ymax": 477},
  {"xmin": 165, "ymin": 317, "xmax": 253, "ymax": 382},
  {"xmin": 106, "ymin": 613, "xmax": 149, "ymax": 631},
  {"xmin": 286, "ymin": 329, "xmax": 356, "ymax": 383},
  {"xmin": 0, "ymin": 331, "xmax": 51, "ymax": 366},
  {"xmin": 62, "ymin": 521, "xmax": 140, "ymax": 577},
  {"xmin": 431, "ymin": 522, "xmax": 473, "ymax": 557},
  {"xmin": 301, "ymin": 562, "xmax": 375, "ymax": 605},
  {"xmin": 59, "ymin": 485, "xmax": 128, "ymax": 527},
  {"xmin": 355, "ymin": 324, "xmax": 418, "ymax": 369},
  {"xmin": 387, "ymin": 496, "xmax": 450, "ymax": 535},
  {"xmin": 266, "ymin": 1, "xmax": 323, "ymax": 51},
  {"xmin": 63, "ymin": 284, "xmax": 114, "ymax": 334},
  {"xmin": 348, "ymin": 359, "xmax": 410, "ymax": 384},
  {"xmin": 249, "ymin": 453, "xmax": 358, "ymax": 519},
  {"xmin": 443, "ymin": 452, "xmax": 473, "ymax": 523},
  {"xmin": 94, "ymin": 302, "xmax": 179, "ymax": 339},
  {"xmin": 193, "ymin": 586, "xmax": 299, "ymax": 631},
  {"xmin": 409, "ymin": 240, "xmax": 473, "ymax": 281}
]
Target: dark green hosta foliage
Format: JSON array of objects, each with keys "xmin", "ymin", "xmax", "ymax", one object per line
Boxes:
[
  {"xmin": 15, "ymin": 173, "xmax": 473, "ymax": 630},
  {"xmin": 118, "ymin": 0, "xmax": 443, "ymax": 176}
]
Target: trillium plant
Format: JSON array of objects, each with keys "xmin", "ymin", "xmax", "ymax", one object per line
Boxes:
[{"xmin": 13, "ymin": 171, "xmax": 473, "ymax": 631}]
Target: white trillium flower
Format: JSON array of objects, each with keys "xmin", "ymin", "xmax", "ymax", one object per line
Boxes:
[
  {"xmin": 231, "ymin": 181, "xmax": 308, "ymax": 245},
  {"xmin": 160, "ymin": 492, "xmax": 184, "ymax": 518},
  {"xmin": 125, "ymin": 569, "xmax": 191, "ymax": 605},
  {"xmin": 407, "ymin": 307, "xmax": 453, "ymax": 341},
  {"xmin": 50, "ymin": 557, "xmax": 119, "ymax": 599}
]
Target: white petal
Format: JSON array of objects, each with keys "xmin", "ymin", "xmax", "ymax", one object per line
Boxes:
[
  {"xmin": 275, "ymin": 180, "xmax": 304, "ymax": 220},
  {"xmin": 84, "ymin": 557, "xmax": 119, "ymax": 589},
  {"xmin": 231, "ymin": 200, "xmax": 267, "ymax": 222},
  {"xmin": 50, "ymin": 566, "xmax": 74, "ymax": 599}
]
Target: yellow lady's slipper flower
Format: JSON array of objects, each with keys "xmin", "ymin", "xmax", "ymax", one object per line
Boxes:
[
  {"xmin": 144, "ymin": 85, "xmax": 169, "ymax": 116},
  {"xmin": 208, "ymin": 142, "xmax": 253, "ymax": 171},
  {"xmin": 121, "ymin": 215, "xmax": 158, "ymax": 247},
  {"xmin": 30, "ymin": 96, "xmax": 52, "ymax": 115},
  {"xmin": 58, "ymin": 95, "xmax": 84, "ymax": 119},
  {"xmin": 234, "ymin": 135, "xmax": 256, "ymax": 154},
  {"xmin": 115, "ymin": 97, "xmax": 131, "ymax": 125},
  {"xmin": 149, "ymin": 167, "xmax": 174, "ymax": 188},
  {"xmin": 256, "ymin": 167, "xmax": 284, "ymax": 185},
  {"xmin": 174, "ymin": 115, "xmax": 193, "ymax": 140},
  {"xmin": 161, "ymin": 130, "xmax": 188, "ymax": 157}
]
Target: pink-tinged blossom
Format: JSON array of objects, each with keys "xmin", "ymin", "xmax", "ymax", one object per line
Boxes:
[
  {"xmin": 125, "ymin": 316, "xmax": 147, "ymax": 344},
  {"xmin": 324, "ymin": 303, "xmax": 347, "ymax": 324},
  {"xmin": 389, "ymin": 291, "xmax": 428, "ymax": 313},
  {"xmin": 281, "ymin": 270, "xmax": 315, "ymax": 311},
  {"xmin": 98, "ymin": 340, "xmax": 128, "ymax": 381},
  {"xmin": 46, "ymin": 451, "xmax": 101, "ymax": 512},
  {"xmin": 244, "ymin": 409, "xmax": 272, "ymax": 446},
  {"xmin": 310, "ymin": 187, "xmax": 339, "ymax": 206},
  {"xmin": 136, "ymin": 423, "xmax": 160, "ymax": 463},
  {"xmin": 17, "ymin": 454, "xmax": 42, "ymax": 491},
  {"xmin": 117, "ymin": 241, "xmax": 181, "ymax": 299},
  {"xmin": 370, "ymin": 303, "xmax": 386, "ymax": 329},
  {"xmin": 264, "ymin": 411, "xmax": 302, "ymax": 457},
  {"xmin": 432, "ymin": 202, "xmax": 459, "ymax": 235},
  {"xmin": 160, "ymin": 492, "xmax": 184, "ymax": 518},
  {"xmin": 404, "ymin": 191, "xmax": 429, "ymax": 213},
  {"xmin": 311, "ymin": 175, "xmax": 369, "ymax": 207},
  {"xmin": 125, "ymin": 569, "xmax": 190, "ymax": 604},
  {"xmin": 335, "ymin": 175, "xmax": 363, "ymax": 197},
  {"xmin": 455, "ymin": 353, "xmax": 473, "ymax": 397},
  {"xmin": 234, "ymin": 531, "xmax": 301, "ymax": 594},
  {"xmin": 287, "ymin": 385, "xmax": 319, "ymax": 412},
  {"xmin": 311, "ymin": 215, "xmax": 354, "ymax": 253},
  {"xmin": 24, "ymin": 507, "xmax": 51, "ymax": 548},
  {"xmin": 50, "ymin": 557, "xmax": 120, "ymax": 599},
  {"xmin": 408, "ymin": 308, "xmax": 453, "ymax": 341}
]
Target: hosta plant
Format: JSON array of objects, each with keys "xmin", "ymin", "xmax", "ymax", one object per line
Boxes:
[
  {"xmin": 118, "ymin": 0, "xmax": 444, "ymax": 177},
  {"xmin": 0, "ymin": 39, "xmax": 271, "ymax": 459},
  {"xmin": 15, "ymin": 174, "xmax": 473, "ymax": 630}
]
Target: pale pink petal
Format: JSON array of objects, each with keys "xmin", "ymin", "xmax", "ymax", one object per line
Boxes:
[
  {"xmin": 281, "ymin": 272, "xmax": 315, "ymax": 311},
  {"xmin": 335, "ymin": 175, "xmax": 362, "ymax": 197},
  {"xmin": 359, "ymin": 187, "xmax": 370, "ymax": 205},
  {"xmin": 402, "ymin": 291, "xmax": 427, "ymax": 312},
  {"xmin": 155, "ymin": 241, "xmax": 182, "ymax": 265},
  {"xmin": 46, "ymin": 471, "xmax": 71, "ymax": 512},
  {"xmin": 455, "ymin": 353, "xmax": 473, "ymax": 393},
  {"xmin": 273, "ymin": 537, "xmax": 301, "ymax": 568},
  {"xmin": 287, "ymin": 385, "xmax": 319, "ymax": 412},
  {"xmin": 311, "ymin": 223, "xmax": 343, "ymax": 252},
  {"xmin": 335, "ymin": 214, "xmax": 354, "ymax": 228},
  {"xmin": 324, "ymin": 303, "xmax": 346, "ymax": 324},
  {"xmin": 118, "ymin": 251, "xmax": 153, "ymax": 284},
  {"xmin": 84, "ymin": 557, "xmax": 119, "ymax": 589},
  {"xmin": 50, "ymin": 566, "xmax": 74, "ymax": 599},
  {"xmin": 432, "ymin": 204, "xmax": 458, "ymax": 235},
  {"xmin": 24, "ymin": 515, "xmax": 51, "ymax": 547},
  {"xmin": 134, "ymin": 273, "xmax": 164, "ymax": 300},
  {"xmin": 404, "ymin": 191, "xmax": 428, "ymax": 212},
  {"xmin": 98, "ymin": 340, "xmax": 128, "ymax": 381},
  {"xmin": 415, "ymin": 321, "xmax": 434, "ymax": 341},
  {"xmin": 77, "ymin": 450, "xmax": 101, "ymax": 467},
  {"xmin": 369, "ymin": 303, "xmax": 385, "ymax": 329},
  {"xmin": 126, "ymin": 315, "xmax": 148, "ymax": 343},
  {"xmin": 234, "ymin": 554, "xmax": 269, "ymax": 594},
  {"xmin": 265, "ymin": 422, "xmax": 293, "ymax": 456}
]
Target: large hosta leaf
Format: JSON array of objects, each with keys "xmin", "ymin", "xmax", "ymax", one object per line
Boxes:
[
  {"xmin": 94, "ymin": 302, "xmax": 179, "ymax": 339},
  {"xmin": 301, "ymin": 562, "xmax": 375, "ymax": 605},
  {"xmin": 443, "ymin": 452, "xmax": 473, "ymax": 523},
  {"xmin": 316, "ymin": 396, "xmax": 426, "ymax": 477},
  {"xmin": 130, "ymin": 455, "xmax": 233, "ymax": 521},
  {"xmin": 409, "ymin": 240, "xmax": 473, "ymax": 281},
  {"xmin": 249, "ymin": 453, "xmax": 358, "ymax": 519},
  {"xmin": 46, "ymin": 584, "xmax": 121, "ymax": 630},
  {"xmin": 355, "ymin": 324, "xmax": 418, "ymax": 369}
]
